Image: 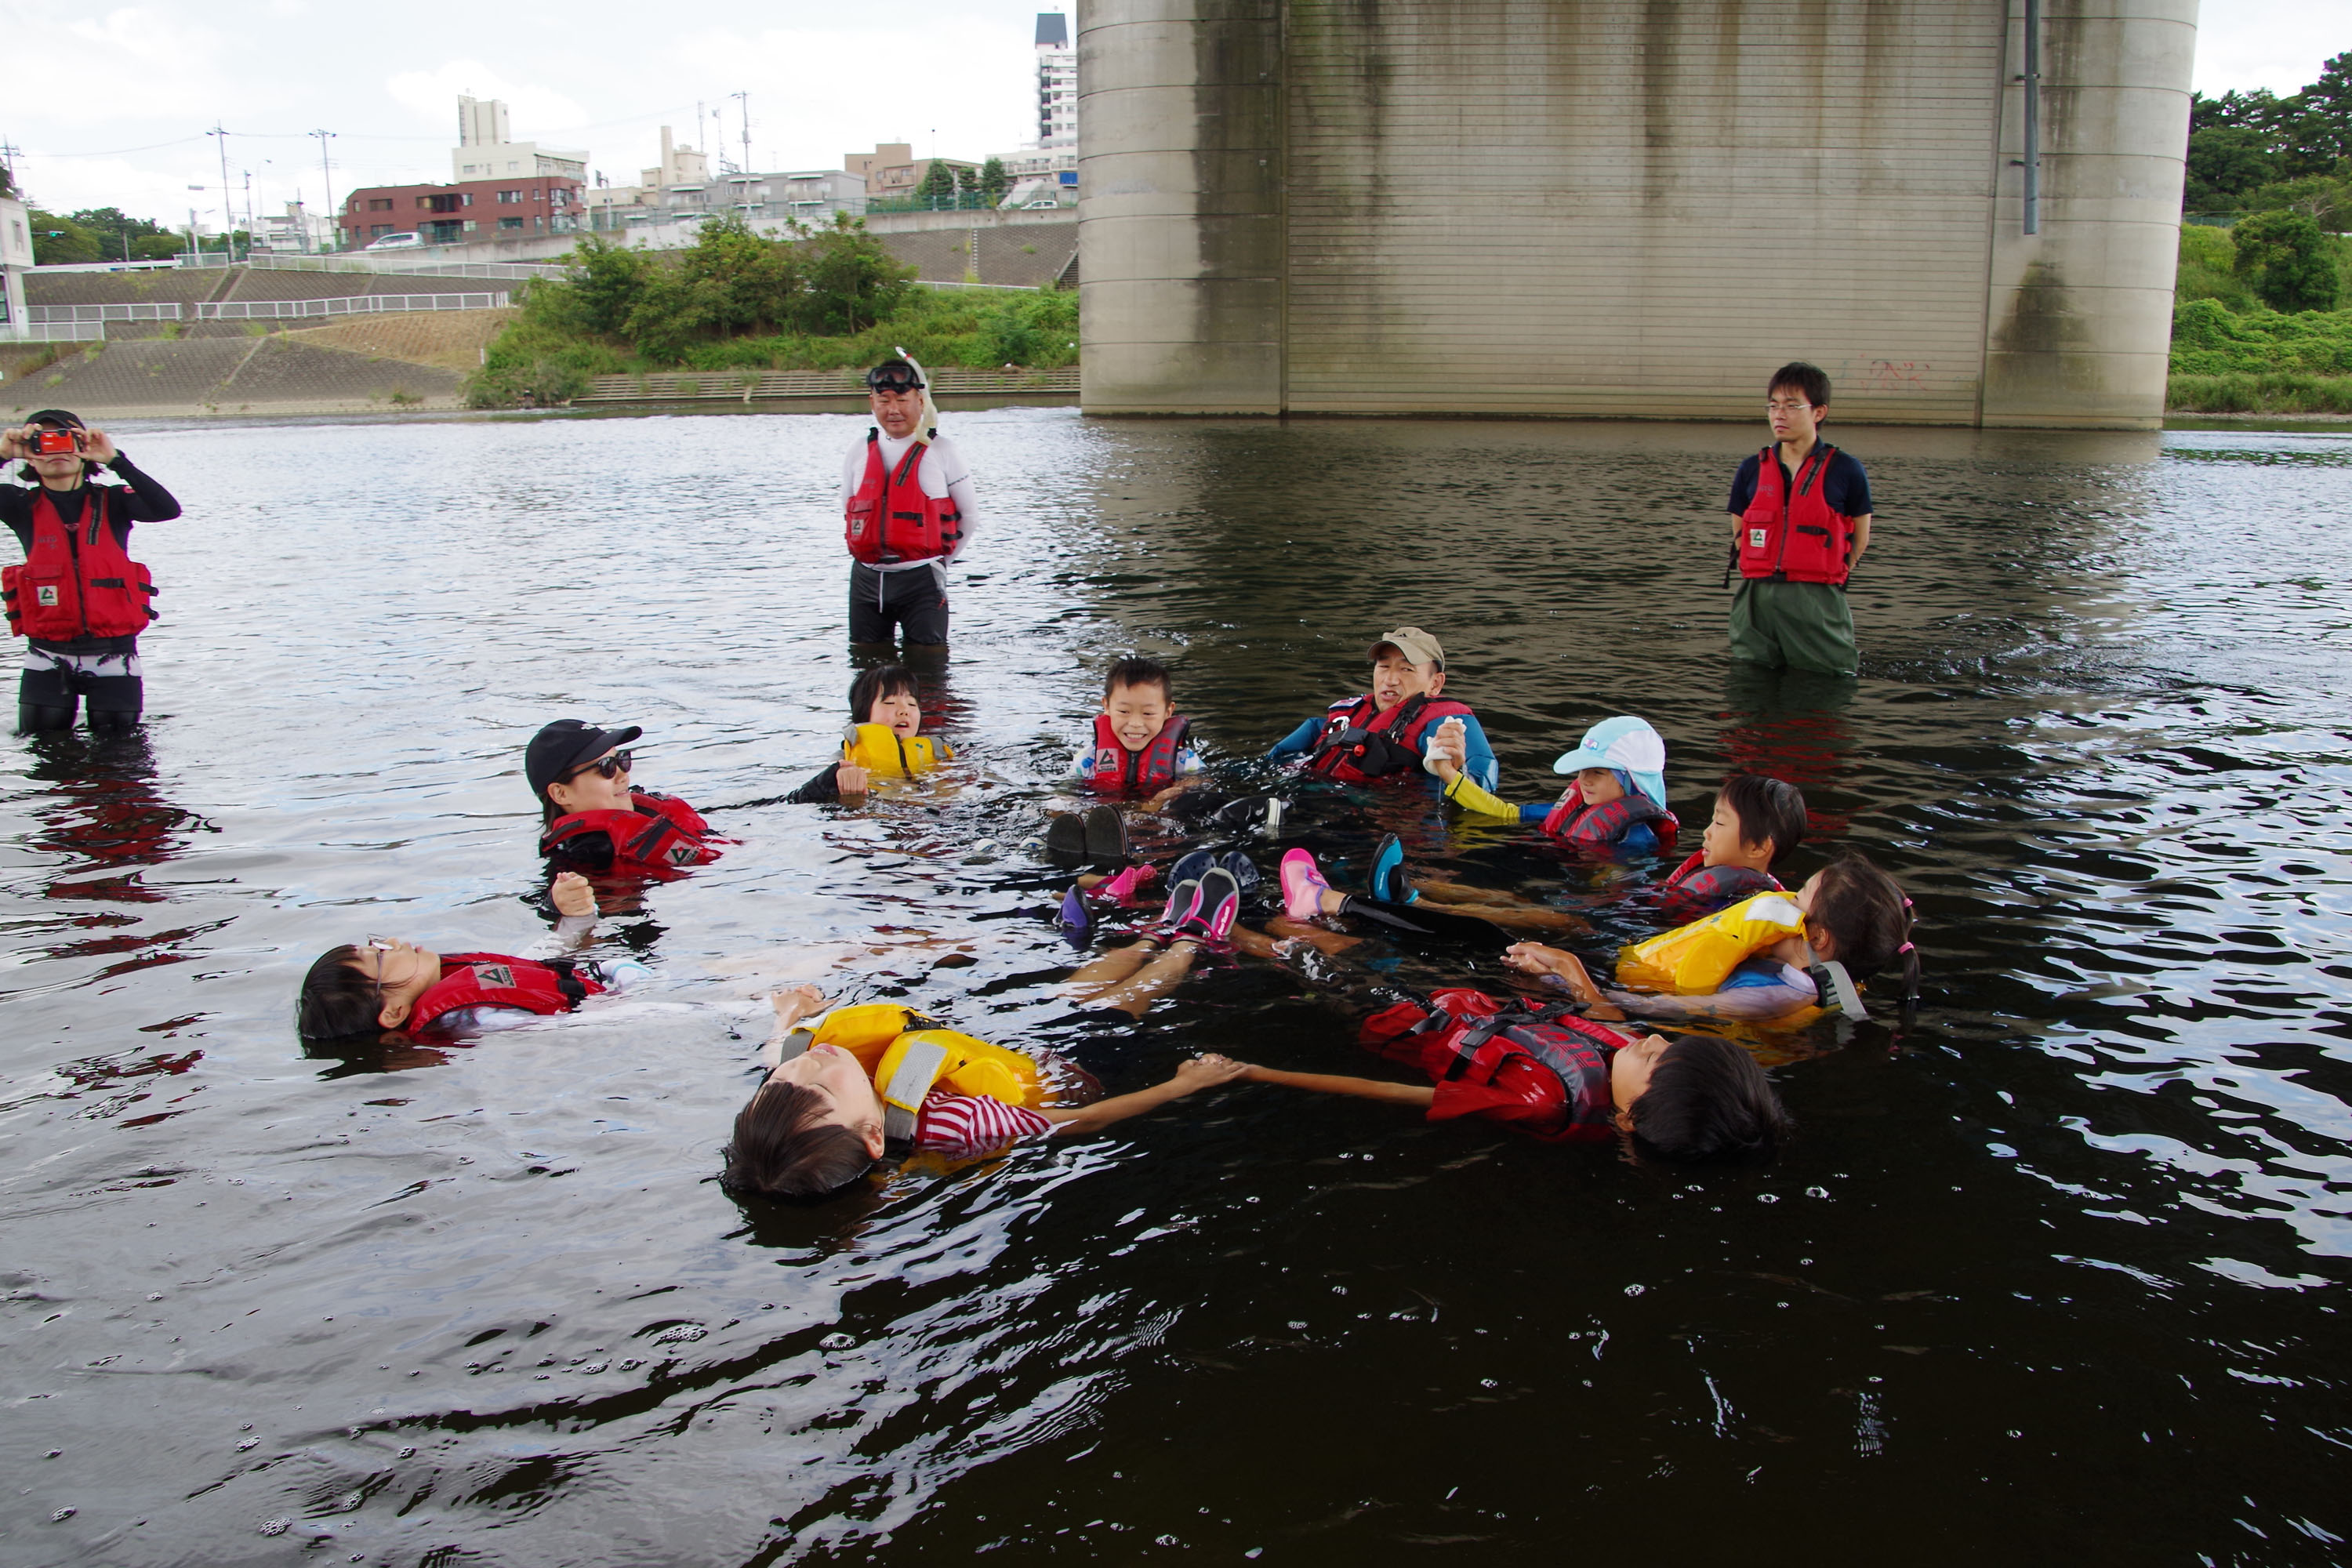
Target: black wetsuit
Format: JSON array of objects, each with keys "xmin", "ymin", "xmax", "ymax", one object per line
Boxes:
[{"xmin": 2, "ymin": 455, "xmax": 182, "ymax": 732}]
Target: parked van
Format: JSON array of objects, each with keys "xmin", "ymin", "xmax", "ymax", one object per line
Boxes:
[{"xmin": 365, "ymin": 232, "xmax": 425, "ymax": 251}]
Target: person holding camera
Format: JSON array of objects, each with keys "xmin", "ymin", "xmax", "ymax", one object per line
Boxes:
[
  {"xmin": 1, "ymin": 409, "xmax": 183, "ymax": 734},
  {"xmin": 840, "ymin": 358, "xmax": 978, "ymax": 650}
]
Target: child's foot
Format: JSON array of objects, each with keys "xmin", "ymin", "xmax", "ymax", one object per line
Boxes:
[
  {"xmin": 1369, "ymin": 833, "xmax": 1418, "ymax": 905},
  {"xmin": 1083, "ymin": 804, "xmax": 1130, "ymax": 867},
  {"xmin": 1091, "ymin": 862, "xmax": 1160, "ymax": 904},
  {"xmin": 1044, "ymin": 811, "xmax": 1087, "ymax": 866},
  {"xmin": 1281, "ymin": 848, "xmax": 1333, "ymax": 922},
  {"xmin": 1167, "ymin": 848, "xmax": 1214, "ymax": 891},
  {"xmin": 1160, "ymin": 874, "xmax": 1203, "ymax": 929},
  {"xmin": 1058, "ymin": 884, "xmax": 1091, "ymax": 936},
  {"xmin": 1214, "ymin": 849, "xmax": 1261, "ymax": 898},
  {"xmin": 1178, "ymin": 867, "xmax": 1241, "ymax": 947}
]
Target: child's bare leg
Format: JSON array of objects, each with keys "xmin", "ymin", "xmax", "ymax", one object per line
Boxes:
[
  {"xmin": 1065, "ymin": 940, "xmax": 1158, "ymax": 993},
  {"xmin": 1262, "ymin": 916, "xmax": 1365, "ymax": 956},
  {"xmin": 1079, "ymin": 939, "xmax": 1203, "ymax": 1018}
]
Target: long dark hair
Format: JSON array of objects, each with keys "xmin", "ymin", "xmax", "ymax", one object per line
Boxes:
[
  {"xmin": 1808, "ymin": 855, "xmax": 1922, "ymax": 1011},
  {"xmin": 848, "ymin": 664, "xmax": 919, "ymax": 725}
]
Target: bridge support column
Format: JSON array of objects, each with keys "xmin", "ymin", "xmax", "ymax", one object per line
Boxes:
[{"xmin": 1077, "ymin": 0, "xmax": 1286, "ymax": 414}]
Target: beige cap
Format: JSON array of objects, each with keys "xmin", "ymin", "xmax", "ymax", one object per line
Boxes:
[{"xmin": 1368, "ymin": 626, "xmax": 1444, "ymax": 667}]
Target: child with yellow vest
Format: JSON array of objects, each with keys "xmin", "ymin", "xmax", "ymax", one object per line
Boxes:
[
  {"xmin": 1502, "ymin": 853, "xmax": 1918, "ymax": 1025},
  {"xmin": 783, "ymin": 663, "xmax": 952, "ymax": 804},
  {"xmin": 723, "ymin": 987, "xmax": 1249, "ymax": 1198}
]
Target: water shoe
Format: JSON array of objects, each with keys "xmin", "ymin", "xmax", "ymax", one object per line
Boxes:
[
  {"xmin": 1083, "ymin": 804, "xmax": 1130, "ymax": 867},
  {"xmin": 1167, "ymin": 849, "xmax": 1214, "ymax": 891},
  {"xmin": 1092, "ymin": 863, "xmax": 1160, "ymax": 904},
  {"xmin": 1058, "ymin": 885, "xmax": 1091, "ymax": 935},
  {"xmin": 1215, "ymin": 849, "xmax": 1261, "ymax": 898},
  {"xmin": 1214, "ymin": 794, "xmax": 1287, "ymax": 836},
  {"xmin": 1161, "ymin": 876, "xmax": 1204, "ymax": 929},
  {"xmin": 1280, "ymin": 848, "xmax": 1332, "ymax": 921},
  {"xmin": 1044, "ymin": 811, "xmax": 1087, "ymax": 866},
  {"xmin": 1178, "ymin": 867, "xmax": 1242, "ymax": 948},
  {"xmin": 1369, "ymin": 833, "xmax": 1419, "ymax": 905}
]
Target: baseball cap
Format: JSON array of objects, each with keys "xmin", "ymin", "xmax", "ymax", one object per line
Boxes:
[
  {"xmin": 525, "ymin": 718, "xmax": 643, "ymax": 800},
  {"xmin": 1552, "ymin": 715, "xmax": 1668, "ymax": 807},
  {"xmin": 866, "ymin": 360, "xmax": 924, "ymax": 391},
  {"xmin": 1367, "ymin": 627, "xmax": 1444, "ymax": 668}
]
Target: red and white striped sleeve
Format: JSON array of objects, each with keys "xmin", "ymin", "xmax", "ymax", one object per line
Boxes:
[{"xmin": 913, "ymin": 1091, "xmax": 1054, "ymax": 1155}]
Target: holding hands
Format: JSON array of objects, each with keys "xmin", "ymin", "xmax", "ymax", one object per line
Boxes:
[
  {"xmin": 835, "ymin": 763, "xmax": 871, "ymax": 801},
  {"xmin": 1425, "ymin": 716, "xmax": 1468, "ymax": 780},
  {"xmin": 550, "ymin": 870, "xmax": 601, "ymax": 920}
]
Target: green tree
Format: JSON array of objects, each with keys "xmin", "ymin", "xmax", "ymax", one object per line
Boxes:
[
  {"xmin": 797, "ymin": 213, "xmax": 916, "ymax": 335},
  {"xmin": 550, "ymin": 234, "xmax": 656, "ymax": 337},
  {"xmin": 131, "ymin": 234, "xmax": 181, "ymax": 260},
  {"xmin": 979, "ymin": 156, "xmax": 1010, "ymax": 204},
  {"xmin": 2230, "ymin": 209, "xmax": 2341, "ymax": 312},
  {"xmin": 28, "ymin": 211, "xmax": 101, "ymax": 265},
  {"xmin": 2186, "ymin": 126, "xmax": 2281, "ymax": 209},
  {"xmin": 623, "ymin": 213, "xmax": 807, "ymax": 360},
  {"xmin": 916, "ymin": 159, "xmax": 958, "ymax": 205},
  {"xmin": 68, "ymin": 207, "xmax": 168, "ymax": 262}
]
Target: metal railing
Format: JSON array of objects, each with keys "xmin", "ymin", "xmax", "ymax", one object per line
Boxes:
[
  {"xmin": 195, "ymin": 292, "xmax": 510, "ymax": 321},
  {"xmin": 28, "ymin": 303, "xmax": 185, "ymax": 323},
  {"xmin": 242, "ymin": 252, "xmax": 570, "ymax": 281},
  {"xmin": 576, "ymin": 365, "xmax": 1079, "ymax": 403},
  {"xmin": 0, "ymin": 322, "xmax": 107, "ymax": 343}
]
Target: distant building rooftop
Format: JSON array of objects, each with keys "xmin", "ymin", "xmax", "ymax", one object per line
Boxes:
[{"xmin": 1036, "ymin": 11, "xmax": 1068, "ymax": 47}]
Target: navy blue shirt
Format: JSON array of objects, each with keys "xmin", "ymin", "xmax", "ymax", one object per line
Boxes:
[{"xmin": 1726, "ymin": 445, "xmax": 1873, "ymax": 518}]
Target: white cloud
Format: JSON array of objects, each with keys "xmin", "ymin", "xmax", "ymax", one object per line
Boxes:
[
  {"xmin": 2191, "ymin": 2, "xmax": 2343, "ymax": 96},
  {"xmin": 385, "ymin": 60, "xmax": 588, "ymax": 140}
]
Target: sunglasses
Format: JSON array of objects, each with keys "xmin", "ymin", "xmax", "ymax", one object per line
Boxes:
[
  {"xmin": 562, "ymin": 749, "xmax": 633, "ymax": 783},
  {"xmin": 869, "ymin": 374, "xmax": 922, "ymax": 393}
]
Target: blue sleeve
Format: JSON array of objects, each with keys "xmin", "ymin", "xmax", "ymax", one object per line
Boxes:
[
  {"xmin": 1453, "ymin": 715, "xmax": 1500, "ymax": 791},
  {"xmin": 1726, "ymin": 454, "xmax": 1762, "ymax": 515},
  {"xmin": 1265, "ymin": 716, "xmax": 1323, "ymax": 761},
  {"xmin": 1518, "ymin": 801, "xmax": 1551, "ymax": 825},
  {"xmin": 1622, "ymin": 822, "xmax": 1659, "ymax": 855},
  {"xmin": 1826, "ymin": 451, "xmax": 1873, "ymax": 516}
]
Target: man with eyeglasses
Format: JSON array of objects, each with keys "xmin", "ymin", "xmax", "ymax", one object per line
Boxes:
[
  {"xmin": 840, "ymin": 358, "xmax": 979, "ymax": 651},
  {"xmin": 1724, "ymin": 361, "xmax": 1875, "ymax": 678}
]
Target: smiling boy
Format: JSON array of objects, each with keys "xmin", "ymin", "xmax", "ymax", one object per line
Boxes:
[{"xmin": 1072, "ymin": 655, "xmax": 1202, "ymax": 798}]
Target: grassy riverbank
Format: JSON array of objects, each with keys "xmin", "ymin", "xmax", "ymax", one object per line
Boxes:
[
  {"xmin": 469, "ymin": 215, "xmax": 1076, "ymax": 409},
  {"xmin": 2169, "ymin": 223, "xmax": 2352, "ymax": 413}
]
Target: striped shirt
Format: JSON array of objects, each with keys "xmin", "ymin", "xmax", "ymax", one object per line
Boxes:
[{"xmin": 913, "ymin": 1090, "xmax": 1054, "ymax": 1155}]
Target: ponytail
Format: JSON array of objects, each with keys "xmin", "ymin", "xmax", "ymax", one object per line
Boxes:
[{"xmin": 1809, "ymin": 855, "xmax": 1921, "ymax": 1011}]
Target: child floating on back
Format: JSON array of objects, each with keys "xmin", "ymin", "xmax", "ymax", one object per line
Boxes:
[
  {"xmin": 1504, "ymin": 852, "xmax": 1919, "ymax": 1025},
  {"xmin": 721, "ymin": 988, "xmax": 1250, "ymax": 1198}
]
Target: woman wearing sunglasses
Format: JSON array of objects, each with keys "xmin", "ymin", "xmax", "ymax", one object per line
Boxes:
[{"xmin": 526, "ymin": 718, "xmax": 721, "ymax": 884}]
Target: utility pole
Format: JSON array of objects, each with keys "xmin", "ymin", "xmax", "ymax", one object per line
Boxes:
[
  {"xmin": 734, "ymin": 92, "xmax": 751, "ymax": 176},
  {"xmin": 310, "ymin": 129, "xmax": 336, "ymax": 252},
  {"xmin": 207, "ymin": 123, "xmax": 232, "ymax": 260},
  {"xmin": 241, "ymin": 169, "xmax": 254, "ymax": 252}
]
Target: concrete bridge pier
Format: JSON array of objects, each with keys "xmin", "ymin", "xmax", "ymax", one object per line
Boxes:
[{"xmin": 1077, "ymin": 0, "xmax": 2196, "ymax": 430}]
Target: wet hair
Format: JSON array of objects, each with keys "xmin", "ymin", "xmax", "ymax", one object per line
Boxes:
[
  {"xmin": 1628, "ymin": 1034, "xmax": 1791, "ymax": 1161},
  {"xmin": 297, "ymin": 946, "xmax": 380, "ymax": 1040},
  {"xmin": 1768, "ymin": 361, "xmax": 1831, "ymax": 408},
  {"xmin": 721, "ymin": 1081, "xmax": 877, "ymax": 1198},
  {"xmin": 848, "ymin": 664, "xmax": 920, "ymax": 726},
  {"xmin": 1718, "ymin": 773, "xmax": 1807, "ymax": 862},
  {"xmin": 1806, "ymin": 854, "xmax": 1922, "ymax": 1006},
  {"xmin": 1103, "ymin": 655, "xmax": 1172, "ymax": 702}
]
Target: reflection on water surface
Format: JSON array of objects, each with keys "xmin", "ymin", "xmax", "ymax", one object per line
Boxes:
[{"xmin": 2, "ymin": 411, "xmax": 2347, "ymax": 1564}]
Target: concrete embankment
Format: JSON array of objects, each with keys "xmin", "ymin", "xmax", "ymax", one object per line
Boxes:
[{"xmin": 2, "ymin": 330, "xmax": 478, "ymax": 419}]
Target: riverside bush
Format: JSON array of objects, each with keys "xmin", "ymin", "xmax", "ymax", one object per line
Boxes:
[{"xmin": 466, "ymin": 216, "xmax": 1078, "ymax": 408}]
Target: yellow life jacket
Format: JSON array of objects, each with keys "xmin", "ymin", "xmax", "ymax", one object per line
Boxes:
[
  {"xmin": 841, "ymin": 723, "xmax": 944, "ymax": 779},
  {"xmin": 1615, "ymin": 891, "xmax": 1809, "ymax": 996},
  {"xmin": 777, "ymin": 1003, "xmax": 1048, "ymax": 1156}
]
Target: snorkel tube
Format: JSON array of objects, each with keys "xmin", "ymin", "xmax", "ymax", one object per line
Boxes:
[{"xmin": 895, "ymin": 345, "xmax": 936, "ymax": 445}]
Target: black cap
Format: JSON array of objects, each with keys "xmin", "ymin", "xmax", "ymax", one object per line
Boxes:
[
  {"xmin": 24, "ymin": 408, "xmax": 84, "ymax": 429},
  {"xmin": 866, "ymin": 360, "xmax": 923, "ymax": 392},
  {"xmin": 524, "ymin": 719, "xmax": 642, "ymax": 800}
]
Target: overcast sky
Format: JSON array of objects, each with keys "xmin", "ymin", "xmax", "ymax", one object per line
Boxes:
[{"xmin": 1, "ymin": 1, "xmax": 2339, "ymax": 230}]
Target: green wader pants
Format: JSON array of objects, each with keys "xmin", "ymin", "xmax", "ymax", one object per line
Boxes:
[{"xmin": 1729, "ymin": 579, "xmax": 1857, "ymax": 677}]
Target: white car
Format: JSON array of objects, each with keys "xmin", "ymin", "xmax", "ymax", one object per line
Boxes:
[
  {"xmin": 1021, "ymin": 200, "xmax": 1063, "ymax": 210},
  {"xmin": 365, "ymin": 232, "xmax": 424, "ymax": 251}
]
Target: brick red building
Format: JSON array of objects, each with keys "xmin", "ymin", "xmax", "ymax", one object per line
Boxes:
[{"xmin": 339, "ymin": 176, "xmax": 584, "ymax": 248}]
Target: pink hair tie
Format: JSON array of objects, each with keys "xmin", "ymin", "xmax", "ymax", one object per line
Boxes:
[{"xmin": 1897, "ymin": 942, "xmax": 1915, "ymax": 954}]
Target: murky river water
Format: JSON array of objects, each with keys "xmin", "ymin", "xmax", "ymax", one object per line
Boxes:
[{"xmin": 3, "ymin": 408, "xmax": 2347, "ymax": 1565}]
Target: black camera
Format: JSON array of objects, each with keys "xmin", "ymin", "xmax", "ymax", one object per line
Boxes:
[{"xmin": 27, "ymin": 428, "xmax": 84, "ymax": 456}]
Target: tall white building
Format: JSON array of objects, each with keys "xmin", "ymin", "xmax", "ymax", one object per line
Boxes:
[
  {"xmin": 1036, "ymin": 12, "xmax": 1075, "ymax": 150},
  {"xmin": 452, "ymin": 94, "xmax": 588, "ymax": 184}
]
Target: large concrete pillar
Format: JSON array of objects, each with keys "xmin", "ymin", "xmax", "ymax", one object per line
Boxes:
[
  {"xmin": 1980, "ymin": 0, "xmax": 2196, "ymax": 427},
  {"xmin": 1077, "ymin": 0, "xmax": 1286, "ymax": 414}
]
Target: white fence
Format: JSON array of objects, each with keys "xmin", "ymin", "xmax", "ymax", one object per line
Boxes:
[
  {"xmin": 196, "ymin": 292, "xmax": 509, "ymax": 320},
  {"xmin": 29, "ymin": 303, "xmax": 186, "ymax": 323},
  {"xmin": 0, "ymin": 322, "xmax": 107, "ymax": 343},
  {"xmin": 238, "ymin": 252, "xmax": 570, "ymax": 283}
]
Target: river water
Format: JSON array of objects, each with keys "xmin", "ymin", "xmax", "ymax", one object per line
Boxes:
[{"xmin": 3, "ymin": 408, "xmax": 2347, "ymax": 1565}]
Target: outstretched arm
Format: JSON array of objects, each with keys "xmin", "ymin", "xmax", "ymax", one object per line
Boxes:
[
  {"xmin": 519, "ymin": 872, "xmax": 601, "ymax": 959},
  {"xmin": 1043, "ymin": 1053, "xmax": 1250, "ymax": 1135},
  {"xmin": 1236, "ymin": 1063, "xmax": 1436, "ymax": 1107},
  {"xmin": 1599, "ymin": 977, "xmax": 1817, "ymax": 1022}
]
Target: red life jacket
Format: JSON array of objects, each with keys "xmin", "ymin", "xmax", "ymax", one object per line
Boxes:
[
  {"xmin": 2, "ymin": 485, "xmax": 158, "ymax": 641},
  {"xmin": 409, "ymin": 952, "xmax": 602, "ymax": 1032},
  {"xmin": 539, "ymin": 790, "xmax": 720, "ymax": 878},
  {"xmin": 1359, "ymin": 987, "xmax": 1621, "ymax": 1142},
  {"xmin": 1540, "ymin": 784, "xmax": 1679, "ymax": 850},
  {"xmin": 1658, "ymin": 852, "xmax": 1782, "ymax": 921},
  {"xmin": 1305, "ymin": 692, "xmax": 1474, "ymax": 784},
  {"xmin": 1087, "ymin": 712, "xmax": 1192, "ymax": 795},
  {"xmin": 844, "ymin": 430, "xmax": 962, "ymax": 565},
  {"xmin": 1737, "ymin": 443, "xmax": 1852, "ymax": 586}
]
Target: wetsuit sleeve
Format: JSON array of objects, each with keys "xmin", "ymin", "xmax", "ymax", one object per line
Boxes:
[
  {"xmin": 1265, "ymin": 716, "xmax": 1325, "ymax": 761},
  {"xmin": 1440, "ymin": 773, "xmax": 1521, "ymax": 821},
  {"xmin": 1826, "ymin": 451, "xmax": 1873, "ymax": 517},
  {"xmin": 1726, "ymin": 454, "xmax": 1762, "ymax": 515},
  {"xmin": 1449, "ymin": 716, "xmax": 1501, "ymax": 791},
  {"xmin": 518, "ymin": 913, "xmax": 599, "ymax": 962},
  {"xmin": 1518, "ymin": 801, "xmax": 1552, "ymax": 825},
  {"xmin": 103, "ymin": 454, "xmax": 181, "ymax": 522},
  {"xmin": 924, "ymin": 435, "xmax": 978, "ymax": 561},
  {"xmin": 783, "ymin": 760, "xmax": 844, "ymax": 804}
]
